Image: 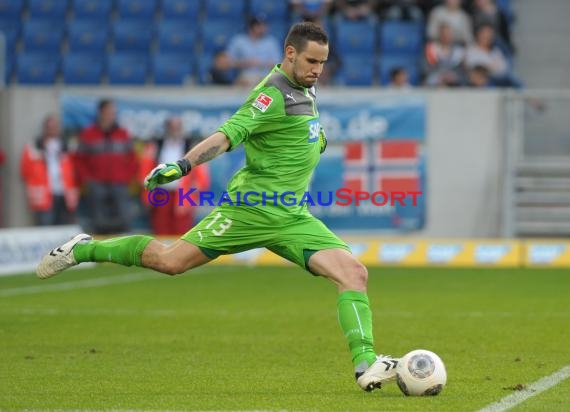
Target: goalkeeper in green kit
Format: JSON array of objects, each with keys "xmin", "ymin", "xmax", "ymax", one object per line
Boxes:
[{"xmin": 37, "ymin": 22, "xmax": 399, "ymax": 392}]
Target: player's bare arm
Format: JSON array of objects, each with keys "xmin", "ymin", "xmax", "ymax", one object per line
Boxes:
[{"xmin": 184, "ymin": 131, "xmax": 230, "ymax": 167}]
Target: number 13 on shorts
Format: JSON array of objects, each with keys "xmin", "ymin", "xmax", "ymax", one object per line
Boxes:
[{"xmin": 205, "ymin": 212, "xmax": 233, "ymax": 236}]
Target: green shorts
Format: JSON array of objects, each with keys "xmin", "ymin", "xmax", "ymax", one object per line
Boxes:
[{"xmin": 181, "ymin": 206, "xmax": 350, "ymax": 271}]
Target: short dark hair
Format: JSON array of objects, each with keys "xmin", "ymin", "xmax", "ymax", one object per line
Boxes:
[
  {"xmin": 248, "ymin": 14, "xmax": 266, "ymax": 28},
  {"xmin": 471, "ymin": 65, "xmax": 490, "ymax": 76},
  {"xmin": 98, "ymin": 99, "xmax": 114, "ymax": 113},
  {"xmin": 285, "ymin": 22, "xmax": 328, "ymax": 53},
  {"xmin": 390, "ymin": 67, "xmax": 407, "ymax": 79},
  {"xmin": 475, "ymin": 22, "xmax": 495, "ymax": 35}
]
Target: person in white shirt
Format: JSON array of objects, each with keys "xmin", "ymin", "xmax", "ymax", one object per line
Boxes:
[
  {"xmin": 465, "ymin": 23, "xmax": 522, "ymax": 87},
  {"xmin": 427, "ymin": 0, "xmax": 473, "ymax": 45},
  {"xmin": 423, "ymin": 23, "xmax": 466, "ymax": 86},
  {"xmin": 226, "ymin": 16, "xmax": 282, "ymax": 87},
  {"xmin": 20, "ymin": 115, "xmax": 79, "ymax": 226}
]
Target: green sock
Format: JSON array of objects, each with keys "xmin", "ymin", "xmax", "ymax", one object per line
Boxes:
[
  {"xmin": 73, "ymin": 235, "xmax": 154, "ymax": 267},
  {"xmin": 337, "ymin": 290, "xmax": 377, "ymax": 371}
]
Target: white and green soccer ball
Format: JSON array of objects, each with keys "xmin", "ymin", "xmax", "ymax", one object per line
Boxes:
[{"xmin": 396, "ymin": 349, "xmax": 447, "ymax": 396}]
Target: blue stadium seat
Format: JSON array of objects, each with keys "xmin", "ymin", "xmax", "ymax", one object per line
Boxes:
[
  {"xmin": 496, "ymin": 0, "xmax": 514, "ymax": 23},
  {"xmin": 204, "ymin": 0, "xmax": 245, "ymax": 21},
  {"xmin": 152, "ymin": 52, "xmax": 193, "ymax": 85},
  {"xmin": 268, "ymin": 20, "xmax": 288, "ymax": 47},
  {"xmin": 157, "ymin": 20, "xmax": 196, "ymax": 52},
  {"xmin": 117, "ymin": 0, "xmax": 158, "ymax": 21},
  {"xmin": 107, "ymin": 52, "xmax": 149, "ymax": 84},
  {"xmin": 378, "ymin": 55, "xmax": 419, "ymax": 85},
  {"xmin": 67, "ymin": 20, "xmax": 109, "ymax": 52},
  {"xmin": 0, "ymin": 0, "xmax": 25, "ymax": 18},
  {"xmin": 249, "ymin": 0, "xmax": 289, "ymax": 22},
  {"xmin": 3, "ymin": 51, "xmax": 14, "ymax": 84},
  {"xmin": 23, "ymin": 19, "xmax": 64, "ymax": 52},
  {"xmin": 72, "ymin": 0, "xmax": 113, "ymax": 21},
  {"xmin": 62, "ymin": 52, "xmax": 104, "ymax": 84},
  {"xmin": 200, "ymin": 21, "xmax": 242, "ymax": 54},
  {"xmin": 0, "ymin": 19, "xmax": 20, "ymax": 53},
  {"xmin": 336, "ymin": 54, "xmax": 375, "ymax": 86},
  {"xmin": 379, "ymin": 21, "xmax": 423, "ymax": 56},
  {"xmin": 335, "ymin": 19, "xmax": 376, "ymax": 55},
  {"xmin": 28, "ymin": 0, "xmax": 69, "ymax": 22},
  {"xmin": 195, "ymin": 52, "xmax": 214, "ymax": 85},
  {"xmin": 17, "ymin": 52, "xmax": 59, "ymax": 84},
  {"xmin": 113, "ymin": 20, "xmax": 154, "ymax": 51},
  {"xmin": 161, "ymin": 0, "xmax": 201, "ymax": 20}
]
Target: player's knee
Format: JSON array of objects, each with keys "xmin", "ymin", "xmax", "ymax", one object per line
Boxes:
[
  {"xmin": 352, "ymin": 261, "xmax": 368, "ymax": 288},
  {"xmin": 340, "ymin": 260, "xmax": 368, "ymax": 290}
]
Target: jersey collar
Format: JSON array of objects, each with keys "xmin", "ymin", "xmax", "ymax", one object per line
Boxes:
[{"xmin": 274, "ymin": 64, "xmax": 306, "ymax": 90}]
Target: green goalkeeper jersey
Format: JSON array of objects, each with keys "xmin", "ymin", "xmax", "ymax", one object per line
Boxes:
[{"xmin": 218, "ymin": 64, "xmax": 323, "ymax": 219}]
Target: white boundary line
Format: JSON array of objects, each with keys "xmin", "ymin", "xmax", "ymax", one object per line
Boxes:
[
  {"xmin": 478, "ymin": 365, "xmax": 570, "ymax": 412},
  {"xmin": 0, "ymin": 273, "xmax": 153, "ymax": 297}
]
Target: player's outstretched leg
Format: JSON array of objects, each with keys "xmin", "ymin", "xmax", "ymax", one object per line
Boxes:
[
  {"xmin": 308, "ymin": 248, "xmax": 399, "ymax": 392},
  {"xmin": 37, "ymin": 234, "xmax": 210, "ymax": 279}
]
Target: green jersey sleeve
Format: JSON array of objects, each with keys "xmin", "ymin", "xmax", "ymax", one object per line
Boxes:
[{"xmin": 218, "ymin": 86, "xmax": 284, "ymax": 151}]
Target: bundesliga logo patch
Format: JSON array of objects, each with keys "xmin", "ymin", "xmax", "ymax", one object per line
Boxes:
[{"xmin": 252, "ymin": 93, "xmax": 273, "ymax": 112}]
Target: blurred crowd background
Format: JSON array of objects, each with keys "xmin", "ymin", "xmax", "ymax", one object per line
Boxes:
[
  {"xmin": 20, "ymin": 99, "xmax": 211, "ymax": 235},
  {"xmin": 0, "ymin": 0, "xmax": 520, "ymax": 88}
]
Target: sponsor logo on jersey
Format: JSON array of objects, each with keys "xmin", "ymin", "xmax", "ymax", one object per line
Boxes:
[
  {"xmin": 252, "ymin": 93, "xmax": 273, "ymax": 112},
  {"xmin": 308, "ymin": 118, "xmax": 320, "ymax": 143}
]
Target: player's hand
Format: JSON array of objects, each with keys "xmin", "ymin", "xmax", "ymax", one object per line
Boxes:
[
  {"xmin": 143, "ymin": 162, "xmax": 183, "ymax": 190},
  {"xmin": 319, "ymin": 128, "xmax": 327, "ymax": 154}
]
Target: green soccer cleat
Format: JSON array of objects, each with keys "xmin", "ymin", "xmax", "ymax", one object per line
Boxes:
[
  {"xmin": 356, "ymin": 355, "xmax": 399, "ymax": 392},
  {"xmin": 36, "ymin": 234, "xmax": 93, "ymax": 279}
]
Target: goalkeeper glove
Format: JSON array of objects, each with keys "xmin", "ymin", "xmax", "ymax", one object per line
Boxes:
[
  {"xmin": 144, "ymin": 159, "xmax": 191, "ymax": 190},
  {"xmin": 319, "ymin": 128, "xmax": 327, "ymax": 154}
]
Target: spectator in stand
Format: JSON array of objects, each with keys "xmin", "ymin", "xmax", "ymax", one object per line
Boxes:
[
  {"xmin": 388, "ymin": 67, "xmax": 412, "ymax": 88},
  {"xmin": 427, "ymin": 0, "xmax": 473, "ymax": 45},
  {"xmin": 210, "ymin": 50, "xmax": 236, "ymax": 85},
  {"xmin": 139, "ymin": 117, "xmax": 210, "ymax": 236},
  {"xmin": 226, "ymin": 16, "xmax": 281, "ymax": 87},
  {"xmin": 465, "ymin": 65, "xmax": 491, "ymax": 87},
  {"xmin": 335, "ymin": 0, "xmax": 377, "ymax": 21},
  {"xmin": 379, "ymin": 0, "xmax": 424, "ymax": 21},
  {"xmin": 21, "ymin": 115, "xmax": 79, "ymax": 226},
  {"xmin": 470, "ymin": 0, "xmax": 514, "ymax": 54},
  {"xmin": 290, "ymin": 0, "xmax": 333, "ymax": 23},
  {"xmin": 465, "ymin": 23, "xmax": 522, "ymax": 88},
  {"xmin": 75, "ymin": 99, "xmax": 138, "ymax": 234},
  {"xmin": 423, "ymin": 23, "xmax": 466, "ymax": 87}
]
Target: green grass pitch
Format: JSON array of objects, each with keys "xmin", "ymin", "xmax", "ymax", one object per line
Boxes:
[{"xmin": 1, "ymin": 265, "xmax": 569, "ymax": 411}]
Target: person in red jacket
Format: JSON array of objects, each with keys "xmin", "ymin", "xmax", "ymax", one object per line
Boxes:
[
  {"xmin": 21, "ymin": 115, "xmax": 79, "ymax": 226},
  {"xmin": 139, "ymin": 117, "xmax": 211, "ymax": 235},
  {"xmin": 75, "ymin": 99, "xmax": 137, "ymax": 234}
]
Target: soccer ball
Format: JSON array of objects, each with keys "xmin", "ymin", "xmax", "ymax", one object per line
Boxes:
[{"xmin": 396, "ymin": 349, "xmax": 447, "ymax": 396}]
